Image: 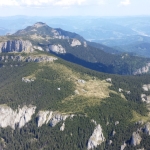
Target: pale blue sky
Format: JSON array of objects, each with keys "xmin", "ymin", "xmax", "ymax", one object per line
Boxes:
[{"xmin": 0, "ymin": 0, "xmax": 149, "ymax": 16}]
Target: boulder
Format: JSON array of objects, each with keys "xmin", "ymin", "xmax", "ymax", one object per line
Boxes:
[{"xmin": 87, "ymin": 124, "xmax": 105, "ymax": 150}]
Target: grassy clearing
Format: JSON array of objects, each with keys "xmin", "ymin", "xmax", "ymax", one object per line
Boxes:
[{"xmin": 131, "ymin": 110, "xmax": 150, "ymax": 123}]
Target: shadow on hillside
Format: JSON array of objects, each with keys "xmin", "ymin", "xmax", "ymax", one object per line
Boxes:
[{"xmin": 50, "ymin": 52, "xmax": 122, "ymax": 75}]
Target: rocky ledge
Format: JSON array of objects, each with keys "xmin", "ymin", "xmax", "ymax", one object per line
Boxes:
[
  {"xmin": 0, "ymin": 105, "xmax": 36, "ymax": 129},
  {"xmin": 0, "ymin": 40, "xmax": 33, "ymax": 53}
]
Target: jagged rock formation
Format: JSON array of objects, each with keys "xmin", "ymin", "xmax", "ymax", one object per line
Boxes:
[
  {"xmin": 142, "ymin": 84, "xmax": 150, "ymax": 91},
  {"xmin": 141, "ymin": 94, "xmax": 150, "ymax": 103},
  {"xmin": 0, "ymin": 40, "xmax": 33, "ymax": 53},
  {"xmin": 48, "ymin": 44, "xmax": 66, "ymax": 54},
  {"xmin": 120, "ymin": 142, "xmax": 126, "ymax": 150},
  {"xmin": 0, "ymin": 105, "xmax": 36, "ymax": 129},
  {"xmin": 144, "ymin": 122, "xmax": 150, "ymax": 135},
  {"xmin": 87, "ymin": 124, "xmax": 105, "ymax": 150},
  {"xmin": 33, "ymin": 46, "xmax": 44, "ymax": 51},
  {"xmin": 33, "ymin": 22, "xmax": 47, "ymax": 28},
  {"xmin": 133, "ymin": 63, "xmax": 150, "ymax": 75},
  {"xmin": 106, "ymin": 78, "xmax": 112, "ymax": 82},
  {"xmin": 130, "ymin": 132, "xmax": 142, "ymax": 146},
  {"xmin": 0, "ymin": 55, "xmax": 57, "ymax": 63},
  {"xmin": 37, "ymin": 111, "xmax": 70, "ymax": 128},
  {"xmin": 22, "ymin": 77, "xmax": 35, "ymax": 83},
  {"xmin": 71, "ymin": 39, "xmax": 81, "ymax": 47},
  {"xmin": 60, "ymin": 123, "xmax": 65, "ymax": 131}
]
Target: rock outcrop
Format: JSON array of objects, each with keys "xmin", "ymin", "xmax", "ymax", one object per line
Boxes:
[
  {"xmin": 141, "ymin": 94, "xmax": 150, "ymax": 103},
  {"xmin": 71, "ymin": 39, "xmax": 81, "ymax": 47},
  {"xmin": 22, "ymin": 77, "xmax": 35, "ymax": 83},
  {"xmin": 33, "ymin": 46, "xmax": 44, "ymax": 51},
  {"xmin": 142, "ymin": 84, "xmax": 150, "ymax": 91},
  {"xmin": 87, "ymin": 124, "xmax": 105, "ymax": 150},
  {"xmin": 120, "ymin": 142, "xmax": 126, "ymax": 150},
  {"xmin": 37, "ymin": 111, "xmax": 70, "ymax": 128},
  {"xmin": 0, "ymin": 40, "xmax": 33, "ymax": 53},
  {"xmin": 0, "ymin": 105, "xmax": 36, "ymax": 129},
  {"xmin": 0, "ymin": 55, "xmax": 57, "ymax": 63},
  {"xmin": 60, "ymin": 123, "xmax": 65, "ymax": 131},
  {"xmin": 144, "ymin": 122, "xmax": 150, "ymax": 135},
  {"xmin": 130, "ymin": 132, "xmax": 142, "ymax": 146},
  {"xmin": 106, "ymin": 78, "xmax": 111, "ymax": 82},
  {"xmin": 133, "ymin": 63, "xmax": 150, "ymax": 75},
  {"xmin": 49, "ymin": 44, "xmax": 66, "ymax": 54}
]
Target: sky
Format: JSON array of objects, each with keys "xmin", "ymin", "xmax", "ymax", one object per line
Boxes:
[{"xmin": 0, "ymin": 0, "xmax": 149, "ymax": 17}]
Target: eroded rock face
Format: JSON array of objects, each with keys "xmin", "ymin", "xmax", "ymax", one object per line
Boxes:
[
  {"xmin": 142, "ymin": 84, "xmax": 150, "ymax": 91},
  {"xmin": 141, "ymin": 94, "xmax": 150, "ymax": 103},
  {"xmin": 37, "ymin": 111, "xmax": 70, "ymax": 128},
  {"xmin": 0, "ymin": 105, "xmax": 36, "ymax": 129},
  {"xmin": 0, "ymin": 55, "xmax": 57, "ymax": 63},
  {"xmin": 71, "ymin": 39, "xmax": 81, "ymax": 47},
  {"xmin": 130, "ymin": 132, "xmax": 142, "ymax": 146},
  {"xmin": 60, "ymin": 123, "xmax": 65, "ymax": 131},
  {"xmin": 49, "ymin": 44, "xmax": 66, "ymax": 54},
  {"xmin": 0, "ymin": 40, "xmax": 33, "ymax": 53},
  {"xmin": 144, "ymin": 122, "xmax": 150, "ymax": 135},
  {"xmin": 133, "ymin": 63, "xmax": 150, "ymax": 75},
  {"xmin": 120, "ymin": 142, "xmax": 126, "ymax": 150},
  {"xmin": 87, "ymin": 124, "xmax": 105, "ymax": 150}
]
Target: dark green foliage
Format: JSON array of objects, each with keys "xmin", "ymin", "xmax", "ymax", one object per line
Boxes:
[{"xmin": 0, "ymin": 53, "xmax": 150, "ymax": 149}]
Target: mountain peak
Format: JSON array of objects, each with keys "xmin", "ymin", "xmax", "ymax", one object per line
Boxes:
[{"xmin": 33, "ymin": 22, "xmax": 47, "ymax": 28}]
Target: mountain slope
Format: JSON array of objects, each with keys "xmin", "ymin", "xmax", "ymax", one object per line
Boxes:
[
  {"xmin": 4, "ymin": 22, "xmax": 149, "ymax": 75},
  {"xmin": 0, "ymin": 47, "xmax": 149, "ymax": 149}
]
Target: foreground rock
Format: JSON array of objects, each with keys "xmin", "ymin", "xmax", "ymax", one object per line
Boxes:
[
  {"xmin": 87, "ymin": 124, "xmax": 105, "ymax": 150},
  {"xmin": 0, "ymin": 105, "xmax": 36, "ymax": 129},
  {"xmin": 130, "ymin": 132, "xmax": 142, "ymax": 146},
  {"xmin": 0, "ymin": 40, "xmax": 33, "ymax": 53}
]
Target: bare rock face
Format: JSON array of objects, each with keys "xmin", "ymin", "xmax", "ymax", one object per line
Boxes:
[
  {"xmin": 37, "ymin": 111, "xmax": 70, "ymax": 128},
  {"xmin": 0, "ymin": 40, "xmax": 33, "ymax": 53},
  {"xmin": 37, "ymin": 111, "xmax": 53, "ymax": 127},
  {"xmin": 142, "ymin": 84, "xmax": 150, "ymax": 91},
  {"xmin": 141, "ymin": 94, "xmax": 150, "ymax": 103},
  {"xmin": 0, "ymin": 55, "xmax": 57, "ymax": 63},
  {"xmin": 49, "ymin": 44, "xmax": 66, "ymax": 54},
  {"xmin": 71, "ymin": 39, "xmax": 81, "ymax": 47},
  {"xmin": 144, "ymin": 122, "xmax": 150, "ymax": 135},
  {"xmin": 106, "ymin": 78, "xmax": 111, "ymax": 82},
  {"xmin": 133, "ymin": 63, "xmax": 150, "ymax": 75},
  {"xmin": 130, "ymin": 132, "xmax": 142, "ymax": 146},
  {"xmin": 120, "ymin": 142, "xmax": 126, "ymax": 150},
  {"xmin": 87, "ymin": 124, "xmax": 105, "ymax": 150},
  {"xmin": 0, "ymin": 105, "xmax": 36, "ymax": 129},
  {"xmin": 60, "ymin": 123, "xmax": 65, "ymax": 131}
]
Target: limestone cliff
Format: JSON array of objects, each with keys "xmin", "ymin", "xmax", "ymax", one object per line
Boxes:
[
  {"xmin": 48, "ymin": 44, "xmax": 66, "ymax": 54},
  {"xmin": 130, "ymin": 132, "xmax": 142, "ymax": 146},
  {"xmin": 133, "ymin": 63, "xmax": 150, "ymax": 75},
  {"xmin": 87, "ymin": 124, "xmax": 105, "ymax": 150},
  {"xmin": 0, "ymin": 40, "xmax": 33, "ymax": 53},
  {"xmin": 37, "ymin": 110, "xmax": 70, "ymax": 128},
  {"xmin": 71, "ymin": 39, "xmax": 81, "ymax": 47},
  {"xmin": 0, "ymin": 105, "xmax": 36, "ymax": 129}
]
